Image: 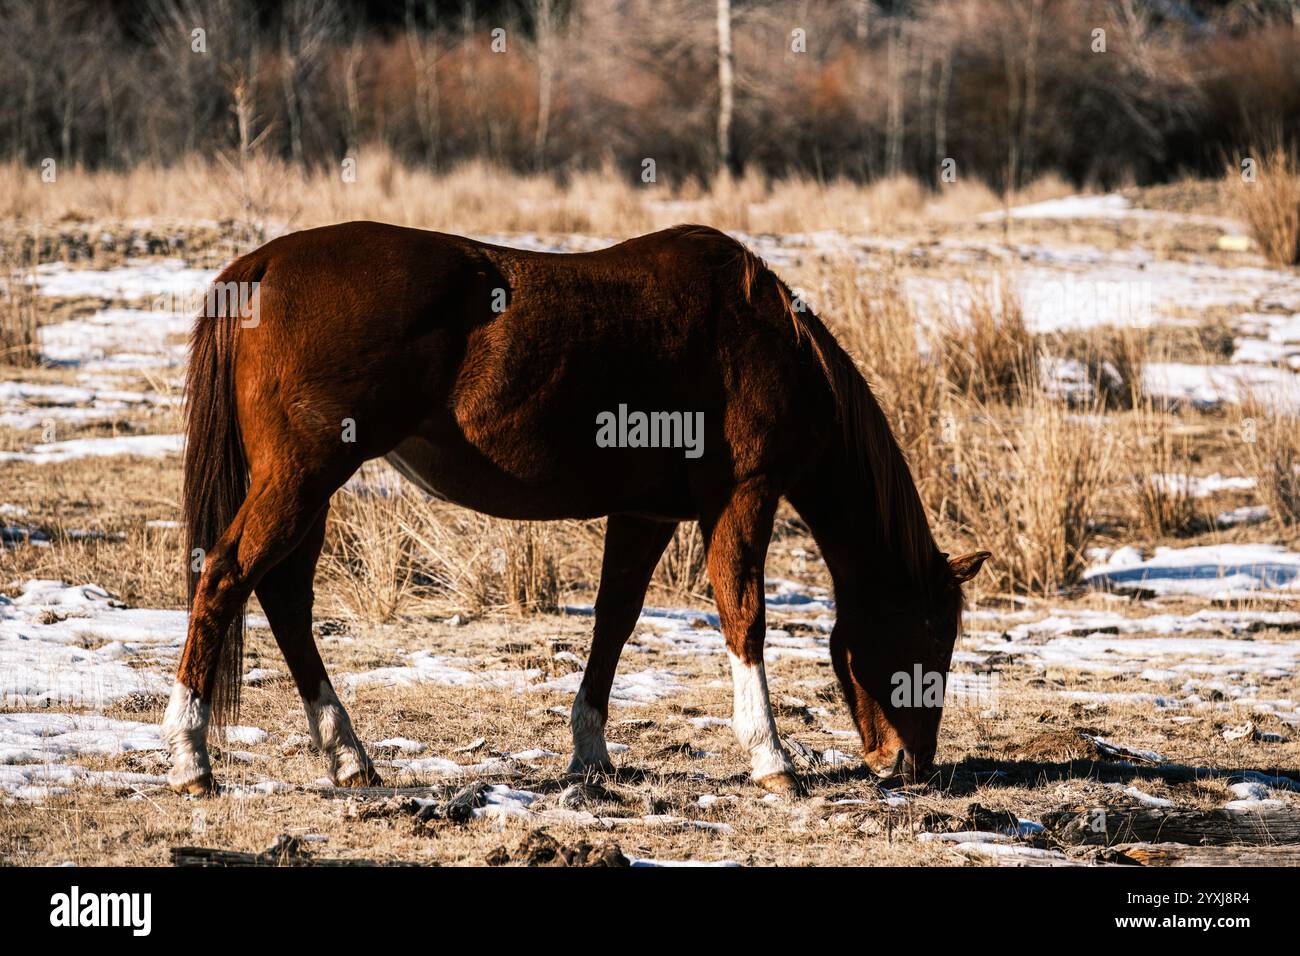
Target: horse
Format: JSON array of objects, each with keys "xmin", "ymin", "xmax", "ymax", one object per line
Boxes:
[{"xmin": 162, "ymin": 221, "xmax": 989, "ymax": 797}]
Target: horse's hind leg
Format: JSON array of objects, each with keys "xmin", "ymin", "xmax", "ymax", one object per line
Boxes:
[
  {"xmin": 701, "ymin": 480, "xmax": 798, "ymax": 795},
  {"xmin": 568, "ymin": 515, "xmax": 677, "ymax": 774},
  {"xmin": 163, "ymin": 475, "xmax": 336, "ymax": 793},
  {"xmin": 254, "ymin": 508, "xmax": 378, "ymax": 787}
]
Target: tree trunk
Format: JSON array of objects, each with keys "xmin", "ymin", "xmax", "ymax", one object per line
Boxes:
[
  {"xmin": 281, "ymin": 28, "xmax": 304, "ymax": 167},
  {"xmin": 716, "ymin": 0, "xmax": 733, "ymax": 175},
  {"xmin": 406, "ymin": 0, "xmax": 441, "ymax": 168},
  {"xmin": 533, "ymin": 0, "xmax": 555, "ymax": 172}
]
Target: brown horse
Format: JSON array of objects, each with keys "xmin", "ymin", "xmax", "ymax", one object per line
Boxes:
[{"xmin": 162, "ymin": 221, "xmax": 988, "ymax": 796}]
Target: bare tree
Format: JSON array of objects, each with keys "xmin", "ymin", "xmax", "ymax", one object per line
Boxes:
[
  {"xmin": 405, "ymin": 0, "xmax": 442, "ymax": 168},
  {"xmin": 280, "ymin": 0, "xmax": 341, "ymax": 167},
  {"xmin": 532, "ymin": 0, "xmax": 559, "ymax": 171},
  {"xmin": 716, "ymin": 0, "xmax": 734, "ymax": 173}
]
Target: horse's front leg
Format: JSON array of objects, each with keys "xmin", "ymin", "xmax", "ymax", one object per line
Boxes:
[
  {"xmin": 702, "ymin": 481, "xmax": 799, "ymax": 795},
  {"xmin": 568, "ymin": 515, "xmax": 677, "ymax": 774}
]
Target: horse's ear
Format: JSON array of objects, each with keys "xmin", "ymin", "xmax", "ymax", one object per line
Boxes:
[{"xmin": 949, "ymin": 550, "xmax": 991, "ymax": 583}]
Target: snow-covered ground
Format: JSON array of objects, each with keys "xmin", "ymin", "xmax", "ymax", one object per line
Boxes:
[
  {"xmin": 31, "ymin": 259, "xmax": 215, "ymax": 302},
  {"xmin": 2, "ymin": 568, "xmax": 1297, "ymax": 802},
  {"xmin": 1, "ymin": 260, "xmax": 203, "ymax": 462},
  {"xmin": 5, "ymin": 200, "xmax": 1300, "ymax": 462},
  {"xmin": 0, "ymin": 434, "xmax": 182, "ymax": 464},
  {"xmin": 3, "ymin": 204, "xmax": 1299, "ymax": 866}
]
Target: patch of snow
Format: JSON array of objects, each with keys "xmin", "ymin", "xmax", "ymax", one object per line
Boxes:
[
  {"xmin": 951, "ymin": 843, "xmax": 1072, "ymax": 864},
  {"xmin": 1, "ymin": 580, "xmax": 182, "ymax": 708},
  {"xmin": 1224, "ymin": 798, "xmax": 1289, "ymax": 812},
  {"xmin": 1217, "ymin": 505, "xmax": 1270, "ymax": 528},
  {"xmin": 629, "ymin": 857, "xmax": 742, "ymax": 867},
  {"xmin": 372, "ymin": 737, "xmax": 426, "ymax": 753},
  {"xmin": 0, "ymin": 434, "xmax": 182, "ymax": 464},
  {"xmin": 38, "ymin": 308, "xmax": 190, "ymax": 371},
  {"xmin": 471, "ymin": 784, "xmax": 542, "ymax": 820},
  {"xmin": 31, "ymin": 260, "xmax": 216, "ymax": 301},
  {"xmin": 1142, "ymin": 362, "xmax": 1300, "ymax": 411},
  {"xmin": 339, "ymin": 648, "xmax": 685, "ymax": 706},
  {"xmin": 0, "ymin": 711, "xmax": 266, "ymax": 799},
  {"xmin": 1149, "ymin": 473, "xmax": 1257, "ymax": 498},
  {"xmin": 1084, "ymin": 543, "xmax": 1300, "ymax": 597}
]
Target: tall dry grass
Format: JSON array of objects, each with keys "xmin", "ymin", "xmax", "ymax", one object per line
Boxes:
[
  {"xmin": 935, "ymin": 273, "xmax": 1036, "ymax": 405},
  {"xmin": 0, "ymin": 523, "xmax": 183, "ymax": 611},
  {"xmin": 1233, "ymin": 145, "xmax": 1300, "ymax": 266},
  {"xmin": 1240, "ymin": 398, "xmax": 1300, "ymax": 527},
  {"xmin": 321, "ymin": 463, "xmax": 578, "ymax": 622},
  {"xmin": 321, "ymin": 466, "xmax": 419, "ymax": 623},
  {"xmin": 941, "ymin": 394, "xmax": 1115, "ymax": 595},
  {"xmin": 795, "ymin": 257, "xmax": 1124, "ymax": 596},
  {"xmin": 808, "ymin": 259, "xmax": 948, "ymax": 502},
  {"xmin": 1044, "ymin": 325, "xmax": 1147, "ymax": 410},
  {"xmin": 1128, "ymin": 403, "xmax": 1201, "ymax": 538},
  {"xmin": 653, "ymin": 524, "xmax": 709, "ymax": 602},
  {"xmin": 809, "ymin": 259, "xmax": 1046, "ymax": 500},
  {"xmin": 0, "ymin": 151, "xmax": 1070, "ymax": 238},
  {"xmin": 0, "ymin": 230, "xmax": 40, "ymax": 366}
]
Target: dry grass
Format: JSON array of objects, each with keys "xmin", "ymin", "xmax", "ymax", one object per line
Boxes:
[
  {"xmin": 321, "ymin": 467, "xmax": 422, "ymax": 623},
  {"xmin": 807, "ymin": 258, "xmax": 949, "ymax": 500},
  {"xmin": 1128, "ymin": 403, "xmax": 1202, "ymax": 539},
  {"xmin": 796, "ymin": 257, "xmax": 1123, "ymax": 595},
  {"xmin": 935, "ymin": 272, "xmax": 1035, "ymax": 405},
  {"xmin": 1044, "ymin": 324, "xmax": 1147, "ymax": 410},
  {"xmin": 942, "ymin": 394, "xmax": 1115, "ymax": 595},
  {"xmin": 0, "ymin": 152, "xmax": 1070, "ymax": 238},
  {"xmin": 1241, "ymin": 397, "xmax": 1300, "ymax": 527},
  {"xmin": 1233, "ymin": 144, "xmax": 1300, "ymax": 266},
  {"xmin": 652, "ymin": 524, "xmax": 709, "ymax": 602},
  {"xmin": 321, "ymin": 463, "xmax": 576, "ymax": 621},
  {"xmin": 0, "ymin": 229, "xmax": 40, "ymax": 367}
]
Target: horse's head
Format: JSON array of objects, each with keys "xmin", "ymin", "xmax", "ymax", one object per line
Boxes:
[{"xmin": 831, "ymin": 550, "xmax": 990, "ymax": 782}]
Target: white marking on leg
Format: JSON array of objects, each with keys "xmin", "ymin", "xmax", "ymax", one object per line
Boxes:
[
  {"xmin": 568, "ymin": 686, "xmax": 611, "ymax": 772},
  {"xmin": 161, "ymin": 681, "xmax": 211, "ymax": 790},
  {"xmin": 728, "ymin": 651, "xmax": 794, "ymax": 780},
  {"xmin": 305, "ymin": 680, "xmax": 374, "ymax": 784}
]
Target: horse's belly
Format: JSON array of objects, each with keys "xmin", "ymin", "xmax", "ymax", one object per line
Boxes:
[{"xmin": 383, "ymin": 436, "xmax": 694, "ymax": 521}]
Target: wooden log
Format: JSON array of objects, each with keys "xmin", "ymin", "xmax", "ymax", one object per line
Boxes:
[
  {"xmin": 171, "ymin": 834, "xmax": 419, "ymax": 867},
  {"xmin": 1046, "ymin": 806, "xmax": 1300, "ymax": 847},
  {"xmin": 1102, "ymin": 843, "xmax": 1300, "ymax": 866},
  {"xmin": 443, "ymin": 781, "xmax": 490, "ymax": 823}
]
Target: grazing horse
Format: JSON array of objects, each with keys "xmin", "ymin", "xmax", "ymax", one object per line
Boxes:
[{"xmin": 163, "ymin": 222, "xmax": 989, "ymax": 796}]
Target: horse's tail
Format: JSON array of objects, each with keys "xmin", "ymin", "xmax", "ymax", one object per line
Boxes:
[
  {"xmin": 732, "ymin": 239, "xmax": 939, "ymax": 589},
  {"xmin": 183, "ymin": 260, "xmax": 256, "ymax": 729}
]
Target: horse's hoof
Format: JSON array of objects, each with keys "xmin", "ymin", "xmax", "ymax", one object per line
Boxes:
[
  {"xmin": 566, "ymin": 756, "xmax": 615, "ymax": 776},
  {"xmin": 169, "ymin": 772, "xmax": 215, "ymax": 796},
  {"xmin": 754, "ymin": 771, "xmax": 802, "ymax": 797},
  {"xmin": 336, "ymin": 765, "xmax": 383, "ymax": 788},
  {"xmin": 864, "ymin": 748, "xmax": 909, "ymax": 783}
]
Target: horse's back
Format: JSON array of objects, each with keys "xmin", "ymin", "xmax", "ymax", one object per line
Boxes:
[{"xmin": 222, "ymin": 221, "xmax": 831, "ymax": 515}]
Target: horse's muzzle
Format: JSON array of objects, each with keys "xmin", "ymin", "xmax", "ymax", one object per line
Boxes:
[{"xmin": 866, "ymin": 747, "xmax": 927, "ymax": 783}]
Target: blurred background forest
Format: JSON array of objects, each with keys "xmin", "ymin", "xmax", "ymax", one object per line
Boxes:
[{"xmin": 4, "ymin": 0, "xmax": 1300, "ymax": 193}]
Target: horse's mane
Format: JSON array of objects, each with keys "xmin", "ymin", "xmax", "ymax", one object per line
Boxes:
[{"xmin": 668, "ymin": 225, "xmax": 941, "ymax": 591}]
